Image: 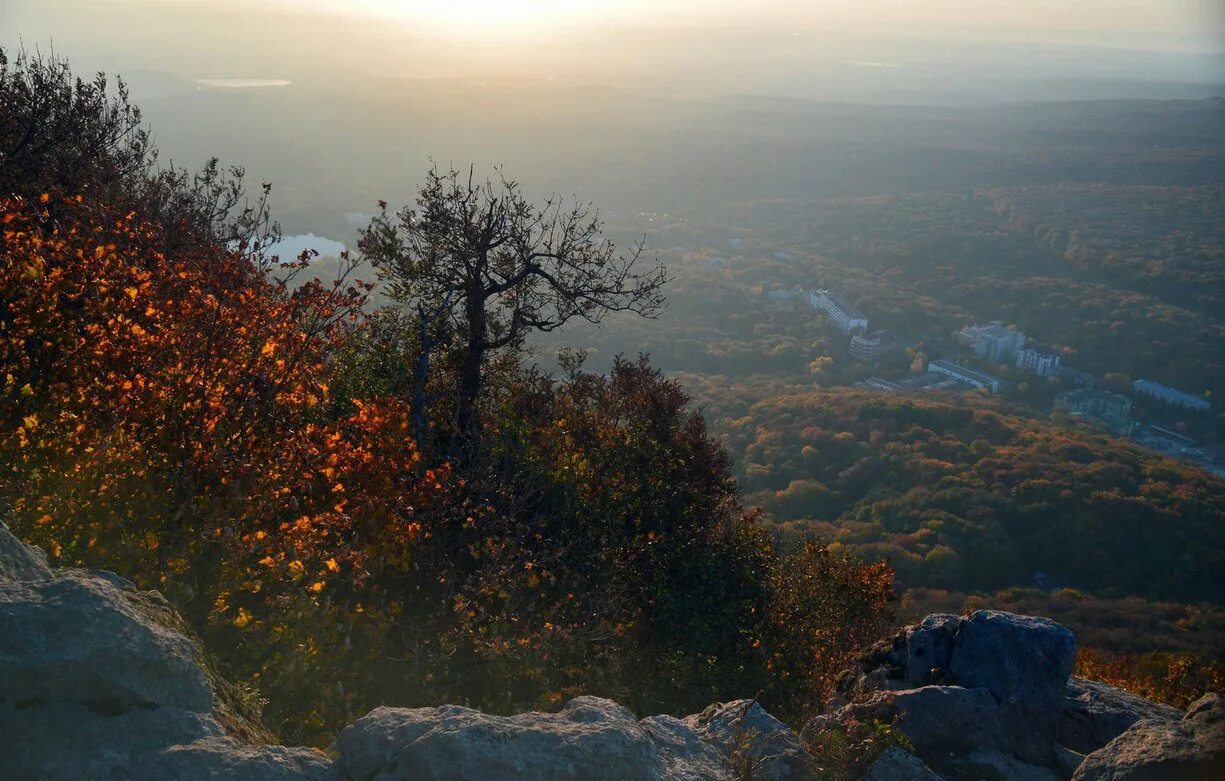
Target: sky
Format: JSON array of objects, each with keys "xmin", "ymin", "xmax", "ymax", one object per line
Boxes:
[
  {"xmin": 2, "ymin": 0, "xmax": 1222, "ymax": 95},
  {"xmin": 281, "ymin": 0, "xmax": 1225, "ymax": 49},
  {"xmin": 6, "ymin": 0, "xmax": 1222, "ymax": 47}
]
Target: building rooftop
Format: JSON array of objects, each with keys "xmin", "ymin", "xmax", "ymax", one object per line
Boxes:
[
  {"xmin": 928, "ymin": 358, "xmax": 1001, "ymax": 387},
  {"xmin": 898, "ymin": 373, "xmax": 972, "ymax": 391},
  {"xmin": 815, "ymin": 289, "xmax": 866, "ymax": 321},
  {"xmin": 962, "ymin": 321, "xmax": 1014, "ymax": 336},
  {"xmin": 1133, "ymin": 379, "xmax": 1209, "ymax": 407}
]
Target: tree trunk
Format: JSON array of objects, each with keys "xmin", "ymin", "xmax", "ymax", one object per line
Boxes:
[
  {"xmin": 455, "ymin": 289, "xmax": 486, "ymax": 443},
  {"xmin": 412, "ymin": 305, "xmax": 433, "ymax": 448}
]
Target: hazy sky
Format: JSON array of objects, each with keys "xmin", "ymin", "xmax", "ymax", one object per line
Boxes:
[
  {"xmin": 6, "ymin": 0, "xmax": 1222, "ymax": 47},
  {"xmin": 284, "ymin": 0, "xmax": 1224, "ymax": 48},
  {"xmin": 3, "ymin": 0, "xmax": 1222, "ymax": 95}
]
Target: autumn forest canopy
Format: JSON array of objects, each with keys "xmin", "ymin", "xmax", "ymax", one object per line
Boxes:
[{"xmin": 2, "ymin": 34, "xmax": 1224, "ymax": 755}]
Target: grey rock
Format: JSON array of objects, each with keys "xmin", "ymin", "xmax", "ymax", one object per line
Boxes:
[
  {"xmin": 0, "ymin": 520, "xmax": 51, "ymax": 581},
  {"xmin": 860, "ymin": 746, "xmax": 944, "ymax": 781},
  {"xmin": 905, "ymin": 614, "xmax": 963, "ymax": 687},
  {"xmin": 640, "ymin": 714, "xmax": 731, "ymax": 781},
  {"xmin": 949, "ymin": 610, "xmax": 1076, "ymax": 765},
  {"xmin": 138, "ymin": 737, "xmax": 338, "ymax": 781},
  {"xmin": 0, "ymin": 700, "xmax": 224, "ymax": 780},
  {"xmin": 0, "ymin": 526, "xmax": 338, "ymax": 781},
  {"xmin": 684, "ymin": 699, "xmax": 813, "ymax": 781},
  {"xmin": 1073, "ymin": 692, "xmax": 1225, "ymax": 780},
  {"xmin": 1060, "ymin": 677, "xmax": 1182, "ymax": 755},
  {"xmin": 0, "ymin": 570, "xmax": 214, "ymax": 713},
  {"xmin": 1054, "ymin": 744, "xmax": 1087, "ymax": 779},
  {"xmin": 891, "ymin": 686, "xmax": 1002, "ymax": 755},
  {"xmin": 807, "ymin": 685, "xmax": 1001, "ymax": 759},
  {"xmin": 337, "ymin": 697, "xmax": 669, "ymax": 781},
  {"xmin": 943, "ymin": 749, "xmax": 1062, "ymax": 781}
]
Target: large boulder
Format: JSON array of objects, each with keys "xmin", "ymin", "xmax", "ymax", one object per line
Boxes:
[
  {"xmin": 334, "ymin": 696, "xmax": 813, "ymax": 781},
  {"xmin": 1060, "ymin": 677, "xmax": 1183, "ymax": 755},
  {"xmin": 0, "ymin": 520, "xmax": 336, "ymax": 781},
  {"xmin": 683, "ymin": 699, "xmax": 814, "ymax": 781},
  {"xmin": 0, "ymin": 570, "xmax": 214, "ymax": 714},
  {"xmin": 806, "ymin": 686, "xmax": 1001, "ymax": 758},
  {"xmin": 904, "ymin": 613, "xmax": 963, "ymax": 687},
  {"xmin": 1073, "ymin": 693, "xmax": 1225, "ymax": 780},
  {"xmin": 947, "ymin": 610, "xmax": 1076, "ymax": 764},
  {"xmin": 860, "ymin": 746, "xmax": 944, "ymax": 781},
  {"xmin": 889, "ymin": 686, "xmax": 1001, "ymax": 754},
  {"xmin": 940, "ymin": 749, "xmax": 1062, "ymax": 781},
  {"xmin": 640, "ymin": 715, "xmax": 731, "ymax": 781},
  {"xmin": 0, "ymin": 518, "xmax": 52, "ymax": 581},
  {"xmin": 338, "ymin": 697, "xmax": 678, "ymax": 781},
  {"xmin": 829, "ymin": 610, "xmax": 1077, "ymax": 770}
]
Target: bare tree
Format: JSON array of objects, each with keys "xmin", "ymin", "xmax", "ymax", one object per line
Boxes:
[{"xmin": 361, "ymin": 165, "xmax": 669, "ymax": 441}]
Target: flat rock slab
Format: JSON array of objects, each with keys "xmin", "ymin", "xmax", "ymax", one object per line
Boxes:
[
  {"xmin": 1074, "ymin": 693, "xmax": 1225, "ymax": 781},
  {"xmin": 337, "ymin": 697, "xmax": 671, "ymax": 781},
  {"xmin": 1060, "ymin": 677, "xmax": 1182, "ymax": 755}
]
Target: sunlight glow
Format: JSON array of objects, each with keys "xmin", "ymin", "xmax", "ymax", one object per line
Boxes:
[{"xmin": 340, "ymin": 0, "xmax": 627, "ymax": 36}]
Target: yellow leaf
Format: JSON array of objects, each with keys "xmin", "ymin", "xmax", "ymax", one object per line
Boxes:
[
  {"xmin": 308, "ymin": 581, "xmax": 325, "ymax": 593},
  {"xmin": 325, "ymin": 558, "xmax": 340, "ymax": 573},
  {"xmin": 234, "ymin": 608, "xmax": 253, "ymax": 629}
]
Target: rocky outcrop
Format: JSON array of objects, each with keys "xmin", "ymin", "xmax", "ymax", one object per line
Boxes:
[
  {"xmin": 333, "ymin": 697, "xmax": 816, "ymax": 781},
  {"xmin": 1060, "ymin": 676, "xmax": 1183, "ymax": 754},
  {"xmin": 3, "ymin": 520, "xmax": 1220, "ymax": 780},
  {"xmin": 808, "ymin": 608, "xmax": 1220, "ymax": 781},
  {"xmin": 1073, "ymin": 693, "xmax": 1225, "ymax": 780},
  {"xmin": 683, "ymin": 699, "xmax": 814, "ymax": 780},
  {"xmin": 949, "ymin": 611, "xmax": 1077, "ymax": 763},
  {"xmin": 337, "ymin": 698, "xmax": 672, "ymax": 781},
  {"xmin": 807, "ymin": 684, "xmax": 1003, "ymax": 756},
  {"xmin": 859, "ymin": 746, "xmax": 942, "ymax": 780},
  {"xmin": 0, "ymin": 521, "xmax": 334, "ymax": 781}
]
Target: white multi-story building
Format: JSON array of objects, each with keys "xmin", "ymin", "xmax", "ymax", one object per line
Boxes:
[
  {"xmin": 849, "ymin": 330, "xmax": 897, "ymax": 362},
  {"xmin": 958, "ymin": 321, "xmax": 1027, "ymax": 362},
  {"xmin": 1015, "ymin": 347, "xmax": 1061, "ymax": 377},
  {"xmin": 1132, "ymin": 380, "xmax": 1211, "ymax": 412},
  {"xmin": 928, "ymin": 359, "xmax": 1002, "ymax": 393},
  {"xmin": 809, "ymin": 289, "xmax": 868, "ymax": 335}
]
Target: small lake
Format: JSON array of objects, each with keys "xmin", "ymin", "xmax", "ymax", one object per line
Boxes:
[{"xmin": 266, "ymin": 234, "xmax": 347, "ymax": 260}]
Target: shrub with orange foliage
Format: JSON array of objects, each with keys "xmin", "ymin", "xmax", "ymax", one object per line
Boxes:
[
  {"xmin": 0, "ymin": 193, "xmax": 415, "ymax": 568},
  {"xmin": 1075, "ymin": 647, "xmax": 1225, "ymax": 709},
  {"xmin": 0, "ymin": 194, "xmax": 448, "ymax": 738}
]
